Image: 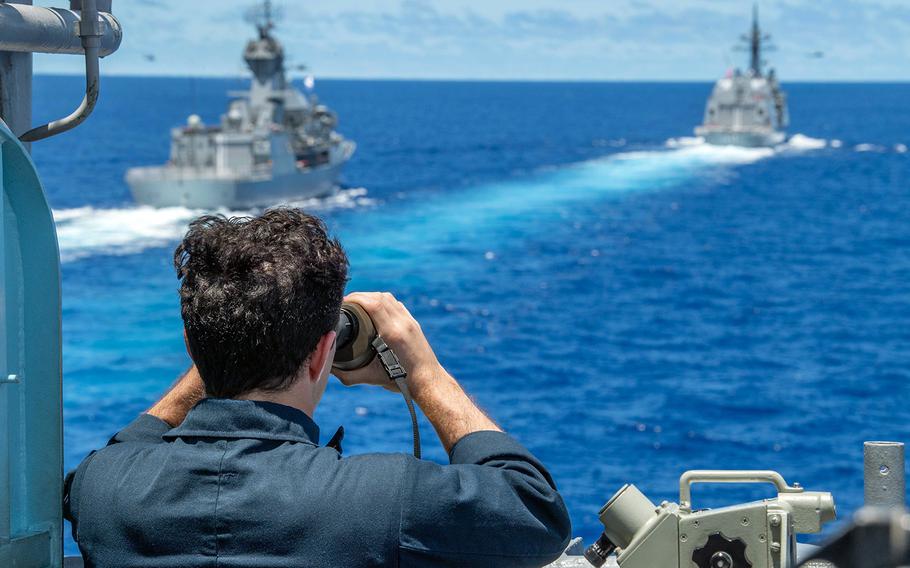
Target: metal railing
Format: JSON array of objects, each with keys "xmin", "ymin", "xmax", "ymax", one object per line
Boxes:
[{"xmin": 0, "ymin": 0, "xmax": 122, "ymax": 141}]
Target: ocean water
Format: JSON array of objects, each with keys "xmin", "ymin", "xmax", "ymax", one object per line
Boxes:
[{"xmin": 32, "ymin": 77, "xmax": 910, "ymax": 555}]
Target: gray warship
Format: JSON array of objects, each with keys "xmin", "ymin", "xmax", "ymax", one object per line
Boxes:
[
  {"xmin": 125, "ymin": 0, "xmax": 355, "ymax": 209},
  {"xmin": 695, "ymin": 6, "xmax": 788, "ymax": 147}
]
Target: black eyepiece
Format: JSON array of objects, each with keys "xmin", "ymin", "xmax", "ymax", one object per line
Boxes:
[
  {"xmin": 332, "ymin": 302, "xmax": 377, "ymax": 371},
  {"xmin": 584, "ymin": 533, "xmax": 617, "ymax": 567},
  {"xmin": 335, "ymin": 306, "xmax": 358, "ymax": 351}
]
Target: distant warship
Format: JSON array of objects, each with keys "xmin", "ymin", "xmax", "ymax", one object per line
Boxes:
[
  {"xmin": 695, "ymin": 5, "xmax": 788, "ymax": 147},
  {"xmin": 126, "ymin": 0, "xmax": 355, "ymax": 209}
]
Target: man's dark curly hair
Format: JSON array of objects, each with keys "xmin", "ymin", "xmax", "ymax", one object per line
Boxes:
[{"xmin": 175, "ymin": 208, "xmax": 348, "ymax": 398}]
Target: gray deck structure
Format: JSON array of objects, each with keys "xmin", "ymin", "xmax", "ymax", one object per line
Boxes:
[{"xmin": 695, "ymin": 6, "xmax": 788, "ymax": 148}]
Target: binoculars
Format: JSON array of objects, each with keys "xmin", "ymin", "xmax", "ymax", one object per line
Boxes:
[{"xmin": 333, "ymin": 302, "xmax": 377, "ymax": 371}]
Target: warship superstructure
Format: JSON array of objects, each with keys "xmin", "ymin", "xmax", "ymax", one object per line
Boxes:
[
  {"xmin": 695, "ymin": 6, "xmax": 788, "ymax": 147},
  {"xmin": 126, "ymin": 1, "xmax": 354, "ymax": 209}
]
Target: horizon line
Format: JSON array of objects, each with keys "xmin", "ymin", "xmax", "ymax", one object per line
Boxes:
[{"xmin": 32, "ymin": 72, "xmax": 910, "ymax": 84}]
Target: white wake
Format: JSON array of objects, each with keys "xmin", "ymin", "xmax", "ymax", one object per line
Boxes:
[
  {"xmin": 54, "ymin": 134, "xmax": 838, "ymax": 264},
  {"xmin": 667, "ymin": 133, "xmax": 830, "ymax": 153},
  {"xmin": 54, "ymin": 188, "xmax": 372, "ymax": 263}
]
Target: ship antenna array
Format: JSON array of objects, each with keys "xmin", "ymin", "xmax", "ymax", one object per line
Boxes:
[
  {"xmin": 264, "ymin": 0, "xmax": 273, "ymax": 30},
  {"xmin": 246, "ymin": 0, "xmax": 283, "ymax": 37},
  {"xmin": 735, "ymin": 3, "xmax": 775, "ymax": 77}
]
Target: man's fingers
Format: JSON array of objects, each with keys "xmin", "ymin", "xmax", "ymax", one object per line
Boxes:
[
  {"xmin": 339, "ymin": 290, "xmax": 442, "ymax": 396},
  {"xmin": 344, "ymin": 292, "xmax": 382, "ymax": 312},
  {"xmin": 346, "ymin": 293, "xmax": 424, "ymax": 344},
  {"xmin": 344, "ymin": 292, "xmax": 401, "ymax": 332},
  {"xmin": 345, "ymin": 292, "xmax": 391, "ymax": 315}
]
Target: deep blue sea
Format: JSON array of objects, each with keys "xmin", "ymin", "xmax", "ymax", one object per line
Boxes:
[{"xmin": 32, "ymin": 76, "xmax": 910, "ymax": 556}]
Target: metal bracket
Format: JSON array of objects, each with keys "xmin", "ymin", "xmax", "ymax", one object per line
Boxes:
[{"xmin": 371, "ymin": 335, "xmax": 407, "ymax": 381}]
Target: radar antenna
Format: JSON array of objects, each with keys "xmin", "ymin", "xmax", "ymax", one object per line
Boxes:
[
  {"xmin": 245, "ymin": 0, "xmax": 282, "ymax": 38},
  {"xmin": 749, "ymin": 4, "xmax": 763, "ymax": 75},
  {"xmin": 735, "ymin": 4, "xmax": 774, "ymax": 77}
]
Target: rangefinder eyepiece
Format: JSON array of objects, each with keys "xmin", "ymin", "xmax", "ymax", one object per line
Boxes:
[{"xmin": 333, "ymin": 302, "xmax": 377, "ymax": 371}]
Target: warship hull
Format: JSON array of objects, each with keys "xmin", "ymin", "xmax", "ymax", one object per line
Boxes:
[
  {"xmin": 127, "ymin": 159, "xmax": 347, "ymax": 209},
  {"xmin": 696, "ymin": 127, "xmax": 786, "ymax": 148}
]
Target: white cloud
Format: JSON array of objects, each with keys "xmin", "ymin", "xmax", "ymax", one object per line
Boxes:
[{"xmin": 32, "ymin": 0, "xmax": 910, "ymax": 80}]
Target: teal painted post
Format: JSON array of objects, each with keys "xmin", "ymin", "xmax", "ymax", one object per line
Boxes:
[
  {"xmin": 0, "ymin": 119, "xmax": 63, "ymax": 567},
  {"xmin": 0, "ymin": 137, "xmax": 9, "ymax": 547}
]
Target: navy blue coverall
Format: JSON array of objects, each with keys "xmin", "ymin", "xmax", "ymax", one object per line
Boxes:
[{"xmin": 64, "ymin": 398, "xmax": 572, "ymax": 567}]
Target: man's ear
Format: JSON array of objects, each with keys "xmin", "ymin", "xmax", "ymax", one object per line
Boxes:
[{"xmin": 308, "ymin": 330, "xmax": 336, "ymax": 382}]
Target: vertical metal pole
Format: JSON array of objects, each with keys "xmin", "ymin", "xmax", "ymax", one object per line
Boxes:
[
  {"xmin": 864, "ymin": 441, "xmax": 906, "ymax": 509},
  {"xmin": 0, "ymin": 141, "xmax": 9, "ymax": 544},
  {"xmin": 0, "ymin": 0, "xmax": 33, "ymax": 145}
]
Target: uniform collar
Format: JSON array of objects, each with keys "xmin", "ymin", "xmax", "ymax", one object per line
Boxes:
[{"xmin": 163, "ymin": 398, "xmax": 320, "ymax": 445}]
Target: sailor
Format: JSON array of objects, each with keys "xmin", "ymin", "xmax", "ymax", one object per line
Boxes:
[{"xmin": 63, "ymin": 208, "xmax": 571, "ymax": 567}]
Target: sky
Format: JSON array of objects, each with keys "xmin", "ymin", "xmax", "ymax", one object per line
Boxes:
[{"xmin": 33, "ymin": 0, "xmax": 910, "ymax": 81}]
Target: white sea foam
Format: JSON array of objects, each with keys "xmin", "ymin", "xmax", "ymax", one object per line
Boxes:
[
  {"xmin": 785, "ymin": 134, "xmax": 827, "ymax": 150},
  {"xmin": 645, "ymin": 140, "xmax": 774, "ymax": 165},
  {"xmin": 830, "ymin": 139, "xmax": 843, "ymax": 149},
  {"xmin": 54, "ymin": 188, "xmax": 373, "ymax": 263},
  {"xmin": 283, "ymin": 187, "xmax": 373, "ymax": 210},
  {"xmin": 53, "ymin": 132, "xmax": 838, "ymax": 265},
  {"xmin": 665, "ymin": 136, "xmax": 705, "ymax": 148},
  {"xmin": 855, "ymin": 143, "xmax": 886, "ymax": 153},
  {"xmin": 895, "ymin": 144, "xmax": 908, "ymax": 154},
  {"xmin": 54, "ymin": 206, "xmax": 201, "ymax": 262},
  {"xmin": 666, "ymin": 133, "xmax": 828, "ymax": 156},
  {"xmin": 533, "ymin": 140, "xmax": 776, "ymax": 205}
]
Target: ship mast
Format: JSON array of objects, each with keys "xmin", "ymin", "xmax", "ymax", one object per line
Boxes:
[
  {"xmin": 749, "ymin": 4, "xmax": 762, "ymax": 76},
  {"xmin": 261, "ymin": 0, "xmax": 274, "ymax": 38},
  {"xmin": 247, "ymin": 0, "xmax": 276, "ymax": 39},
  {"xmin": 243, "ymin": 0, "xmax": 286, "ymax": 83}
]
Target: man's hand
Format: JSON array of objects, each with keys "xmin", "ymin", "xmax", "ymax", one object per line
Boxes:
[
  {"xmin": 333, "ymin": 292, "xmax": 445, "ymax": 393},
  {"xmin": 333, "ymin": 292, "xmax": 501, "ymax": 453}
]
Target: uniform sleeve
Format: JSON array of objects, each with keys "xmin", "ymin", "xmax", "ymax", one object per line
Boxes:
[
  {"xmin": 398, "ymin": 431, "xmax": 572, "ymax": 567},
  {"xmin": 105, "ymin": 413, "xmax": 173, "ymax": 444},
  {"xmin": 63, "ymin": 413, "xmax": 171, "ymax": 529}
]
